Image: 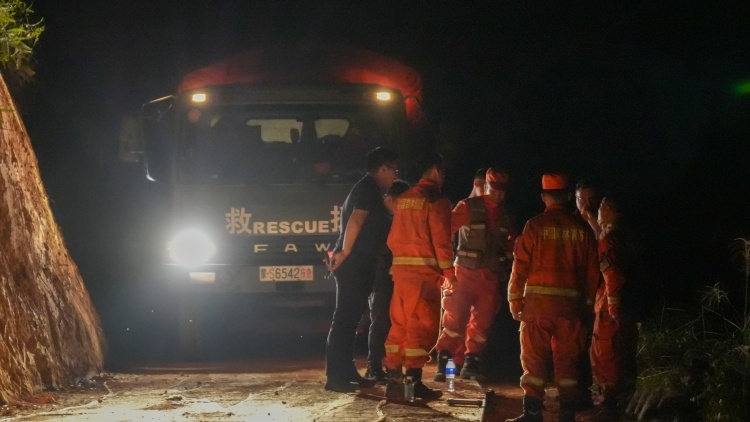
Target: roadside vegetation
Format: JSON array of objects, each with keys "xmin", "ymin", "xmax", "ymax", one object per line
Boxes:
[
  {"xmin": 635, "ymin": 238, "xmax": 750, "ymax": 421},
  {"xmin": 0, "ymin": 0, "xmax": 43, "ymax": 78}
]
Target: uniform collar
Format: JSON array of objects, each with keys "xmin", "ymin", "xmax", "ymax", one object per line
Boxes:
[
  {"xmin": 417, "ymin": 177, "xmax": 440, "ymax": 190},
  {"xmin": 544, "ymin": 204, "xmax": 565, "ymax": 212}
]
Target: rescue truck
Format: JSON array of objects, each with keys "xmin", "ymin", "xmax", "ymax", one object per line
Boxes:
[{"xmin": 134, "ymin": 44, "xmax": 425, "ymax": 358}]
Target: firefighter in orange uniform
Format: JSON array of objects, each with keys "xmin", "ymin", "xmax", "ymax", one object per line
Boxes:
[
  {"xmin": 384, "ymin": 152, "xmax": 453, "ymax": 401},
  {"xmin": 574, "ymin": 178, "xmax": 604, "ymax": 410},
  {"xmin": 590, "ymin": 194, "xmax": 639, "ymax": 420},
  {"xmin": 506, "ymin": 174, "xmax": 600, "ymax": 422},
  {"xmin": 434, "ymin": 168, "xmax": 514, "ymax": 381}
]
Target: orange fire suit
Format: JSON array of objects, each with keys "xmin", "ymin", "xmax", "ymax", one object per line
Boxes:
[
  {"xmin": 590, "ymin": 225, "xmax": 638, "ymax": 405},
  {"xmin": 507, "ymin": 204, "xmax": 599, "ymax": 401},
  {"xmin": 435, "ymin": 196, "xmax": 514, "ymax": 365},
  {"xmin": 384, "ymin": 178, "xmax": 454, "ymax": 370}
]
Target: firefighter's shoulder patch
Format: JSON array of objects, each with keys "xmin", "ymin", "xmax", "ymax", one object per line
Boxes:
[{"xmin": 397, "ymin": 197, "xmax": 426, "ymax": 210}]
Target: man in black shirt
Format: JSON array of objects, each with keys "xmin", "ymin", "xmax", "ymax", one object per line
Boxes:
[{"xmin": 325, "ymin": 147, "xmax": 399, "ymax": 393}]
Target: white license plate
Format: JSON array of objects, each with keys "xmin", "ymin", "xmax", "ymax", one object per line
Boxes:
[{"xmin": 259, "ymin": 266, "xmax": 314, "ymax": 282}]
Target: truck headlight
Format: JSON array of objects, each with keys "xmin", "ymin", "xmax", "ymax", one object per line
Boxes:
[
  {"xmin": 167, "ymin": 229, "xmax": 216, "ymax": 267},
  {"xmin": 375, "ymin": 90, "xmax": 392, "ymax": 101}
]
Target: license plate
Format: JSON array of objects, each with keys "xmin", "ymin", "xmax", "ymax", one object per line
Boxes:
[{"xmin": 259, "ymin": 266, "xmax": 314, "ymax": 282}]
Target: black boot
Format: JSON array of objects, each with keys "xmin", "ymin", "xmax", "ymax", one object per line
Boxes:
[
  {"xmin": 460, "ymin": 353, "xmax": 481, "ymax": 380},
  {"xmin": 324, "ymin": 365, "xmax": 375, "ymax": 392},
  {"xmin": 594, "ymin": 404, "xmax": 619, "ymax": 421},
  {"xmin": 386, "ymin": 366, "xmax": 403, "ymax": 383},
  {"xmin": 594, "ymin": 393, "xmax": 620, "ymax": 422},
  {"xmin": 433, "ymin": 350, "xmax": 451, "ymax": 382},
  {"xmin": 344, "ymin": 368, "xmax": 377, "ymax": 388},
  {"xmin": 406, "ymin": 368, "xmax": 443, "ymax": 401},
  {"xmin": 385, "ymin": 378, "xmax": 404, "ymax": 401},
  {"xmin": 575, "ymin": 385, "xmax": 595, "ymax": 410},
  {"xmin": 365, "ymin": 364, "xmax": 388, "ymax": 384},
  {"xmin": 324, "ymin": 378, "xmax": 357, "ymax": 393},
  {"xmin": 558, "ymin": 400, "xmax": 575, "ymax": 422},
  {"xmin": 505, "ymin": 396, "xmax": 543, "ymax": 422}
]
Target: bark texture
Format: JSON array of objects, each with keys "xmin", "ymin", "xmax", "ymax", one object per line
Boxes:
[{"xmin": 0, "ymin": 73, "xmax": 104, "ymax": 404}]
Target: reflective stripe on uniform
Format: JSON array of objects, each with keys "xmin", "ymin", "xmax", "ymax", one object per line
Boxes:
[
  {"xmin": 471, "ymin": 334, "xmax": 486, "ymax": 343},
  {"xmin": 457, "ymin": 250, "xmax": 479, "ymax": 258},
  {"xmin": 558, "ymin": 378, "xmax": 578, "ymax": 387},
  {"xmin": 508, "ymin": 293, "xmax": 523, "ymax": 301},
  {"xmin": 439, "ymin": 260, "xmax": 453, "ymax": 269},
  {"xmin": 525, "ymin": 285, "xmax": 581, "ymax": 297},
  {"xmin": 442, "ymin": 328, "xmax": 462, "ymax": 338},
  {"xmin": 405, "ymin": 348, "xmax": 429, "ymax": 357},
  {"xmin": 608, "ymin": 296, "xmax": 619, "ymax": 305},
  {"xmin": 385, "ymin": 344, "xmax": 400, "ymax": 353},
  {"xmin": 520, "ymin": 374, "xmax": 546, "ymax": 387},
  {"xmin": 392, "ymin": 257, "xmax": 438, "ymax": 266}
]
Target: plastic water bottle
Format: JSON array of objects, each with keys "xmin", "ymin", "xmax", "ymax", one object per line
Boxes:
[
  {"xmin": 445, "ymin": 359, "xmax": 456, "ymax": 392},
  {"xmin": 404, "ymin": 376, "xmax": 415, "ymax": 402}
]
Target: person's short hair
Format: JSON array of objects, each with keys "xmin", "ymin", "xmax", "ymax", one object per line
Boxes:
[
  {"xmin": 544, "ymin": 190, "xmax": 571, "ymax": 204},
  {"xmin": 416, "ymin": 152, "xmax": 445, "ymax": 176},
  {"xmin": 366, "ymin": 147, "xmax": 398, "ymax": 172},
  {"xmin": 386, "ymin": 179, "xmax": 410, "ymax": 198},
  {"xmin": 601, "ymin": 191, "xmax": 626, "ymax": 215},
  {"xmin": 474, "ymin": 168, "xmax": 487, "ymax": 180},
  {"xmin": 576, "ymin": 178, "xmax": 598, "ymax": 189}
]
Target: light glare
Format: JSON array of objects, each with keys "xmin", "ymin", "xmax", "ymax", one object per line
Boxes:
[
  {"xmin": 168, "ymin": 229, "xmax": 216, "ymax": 267},
  {"xmin": 191, "ymin": 93, "xmax": 207, "ymax": 103},
  {"xmin": 375, "ymin": 91, "xmax": 392, "ymax": 101}
]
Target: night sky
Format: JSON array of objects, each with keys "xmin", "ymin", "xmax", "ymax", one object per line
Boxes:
[{"xmin": 12, "ymin": 1, "xmax": 750, "ymax": 362}]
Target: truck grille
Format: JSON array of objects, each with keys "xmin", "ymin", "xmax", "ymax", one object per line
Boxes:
[{"xmin": 214, "ymin": 235, "xmax": 336, "ymax": 266}]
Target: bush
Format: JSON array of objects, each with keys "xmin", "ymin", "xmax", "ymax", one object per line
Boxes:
[{"xmin": 636, "ymin": 238, "xmax": 750, "ymax": 421}]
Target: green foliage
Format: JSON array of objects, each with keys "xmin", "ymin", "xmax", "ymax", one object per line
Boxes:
[
  {"xmin": 637, "ymin": 239, "xmax": 750, "ymax": 421},
  {"xmin": 0, "ymin": 0, "xmax": 43, "ymax": 79}
]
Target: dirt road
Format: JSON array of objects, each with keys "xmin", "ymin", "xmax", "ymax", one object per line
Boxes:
[
  {"xmin": 0, "ymin": 359, "xmax": 511, "ymax": 422},
  {"xmin": 0, "ymin": 357, "xmax": 619, "ymax": 421}
]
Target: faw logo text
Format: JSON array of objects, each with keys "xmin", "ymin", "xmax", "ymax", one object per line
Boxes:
[
  {"xmin": 225, "ymin": 206, "xmax": 341, "ymax": 235},
  {"xmin": 252, "ymin": 242, "xmax": 331, "ymax": 254}
]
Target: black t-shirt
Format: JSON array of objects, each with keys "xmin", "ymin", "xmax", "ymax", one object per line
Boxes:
[{"xmin": 334, "ymin": 174, "xmax": 391, "ymax": 257}]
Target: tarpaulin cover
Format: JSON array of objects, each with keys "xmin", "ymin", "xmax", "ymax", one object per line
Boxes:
[{"xmin": 178, "ymin": 44, "xmax": 423, "ymax": 123}]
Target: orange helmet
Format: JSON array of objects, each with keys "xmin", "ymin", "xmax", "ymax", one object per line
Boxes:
[
  {"xmin": 486, "ymin": 168, "xmax": 509, "ymax": 191},
  {"xmin": 542, "ymin": 173, "xmax": 568, "ymax": 190}
]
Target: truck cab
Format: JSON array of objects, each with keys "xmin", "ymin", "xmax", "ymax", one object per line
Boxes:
[{"xmin": 135, "ymin": 45, "xmax": 423, "ymax": 359}]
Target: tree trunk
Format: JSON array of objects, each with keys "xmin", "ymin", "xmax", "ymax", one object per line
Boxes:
[{"xmin": 0, "ymin": 73, "xmax": 103, "ymax": 404}]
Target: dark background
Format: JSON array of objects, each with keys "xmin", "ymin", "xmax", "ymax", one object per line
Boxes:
[{"xmin": 12, "ymin": 1, "xmax": 750, "ymax": 366}]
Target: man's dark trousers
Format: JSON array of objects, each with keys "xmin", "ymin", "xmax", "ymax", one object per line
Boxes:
[
  {"xmin": 326, "ymin": 253, "xmax": 377, "ymax": 380},
  {"xmin": 367, "ymin": 258, "xmax": 393, "ymax": 369}
]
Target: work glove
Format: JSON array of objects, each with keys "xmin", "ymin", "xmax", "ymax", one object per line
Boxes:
[{"xmin": 509, "ymin": 299, "xmax": 523, "ymax": 321}]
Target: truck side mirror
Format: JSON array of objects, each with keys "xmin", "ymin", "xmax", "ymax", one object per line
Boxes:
[
  {"xmin": 140, "ymin": 96, "xmax": 175, "ymax": 183},
  {"xmin": 118, "ymin": 116, "xmax": 142, "ymax": 164}
]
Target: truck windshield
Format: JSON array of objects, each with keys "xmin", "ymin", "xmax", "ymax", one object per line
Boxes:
[{"xmin": 177, "ymin": 104, "xmax": 400, "ymax": 184}]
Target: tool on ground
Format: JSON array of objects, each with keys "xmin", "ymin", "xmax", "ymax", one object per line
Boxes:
[{"xmin": 446, "ymin": 390, "xmax": 498, "ymax": 422}]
